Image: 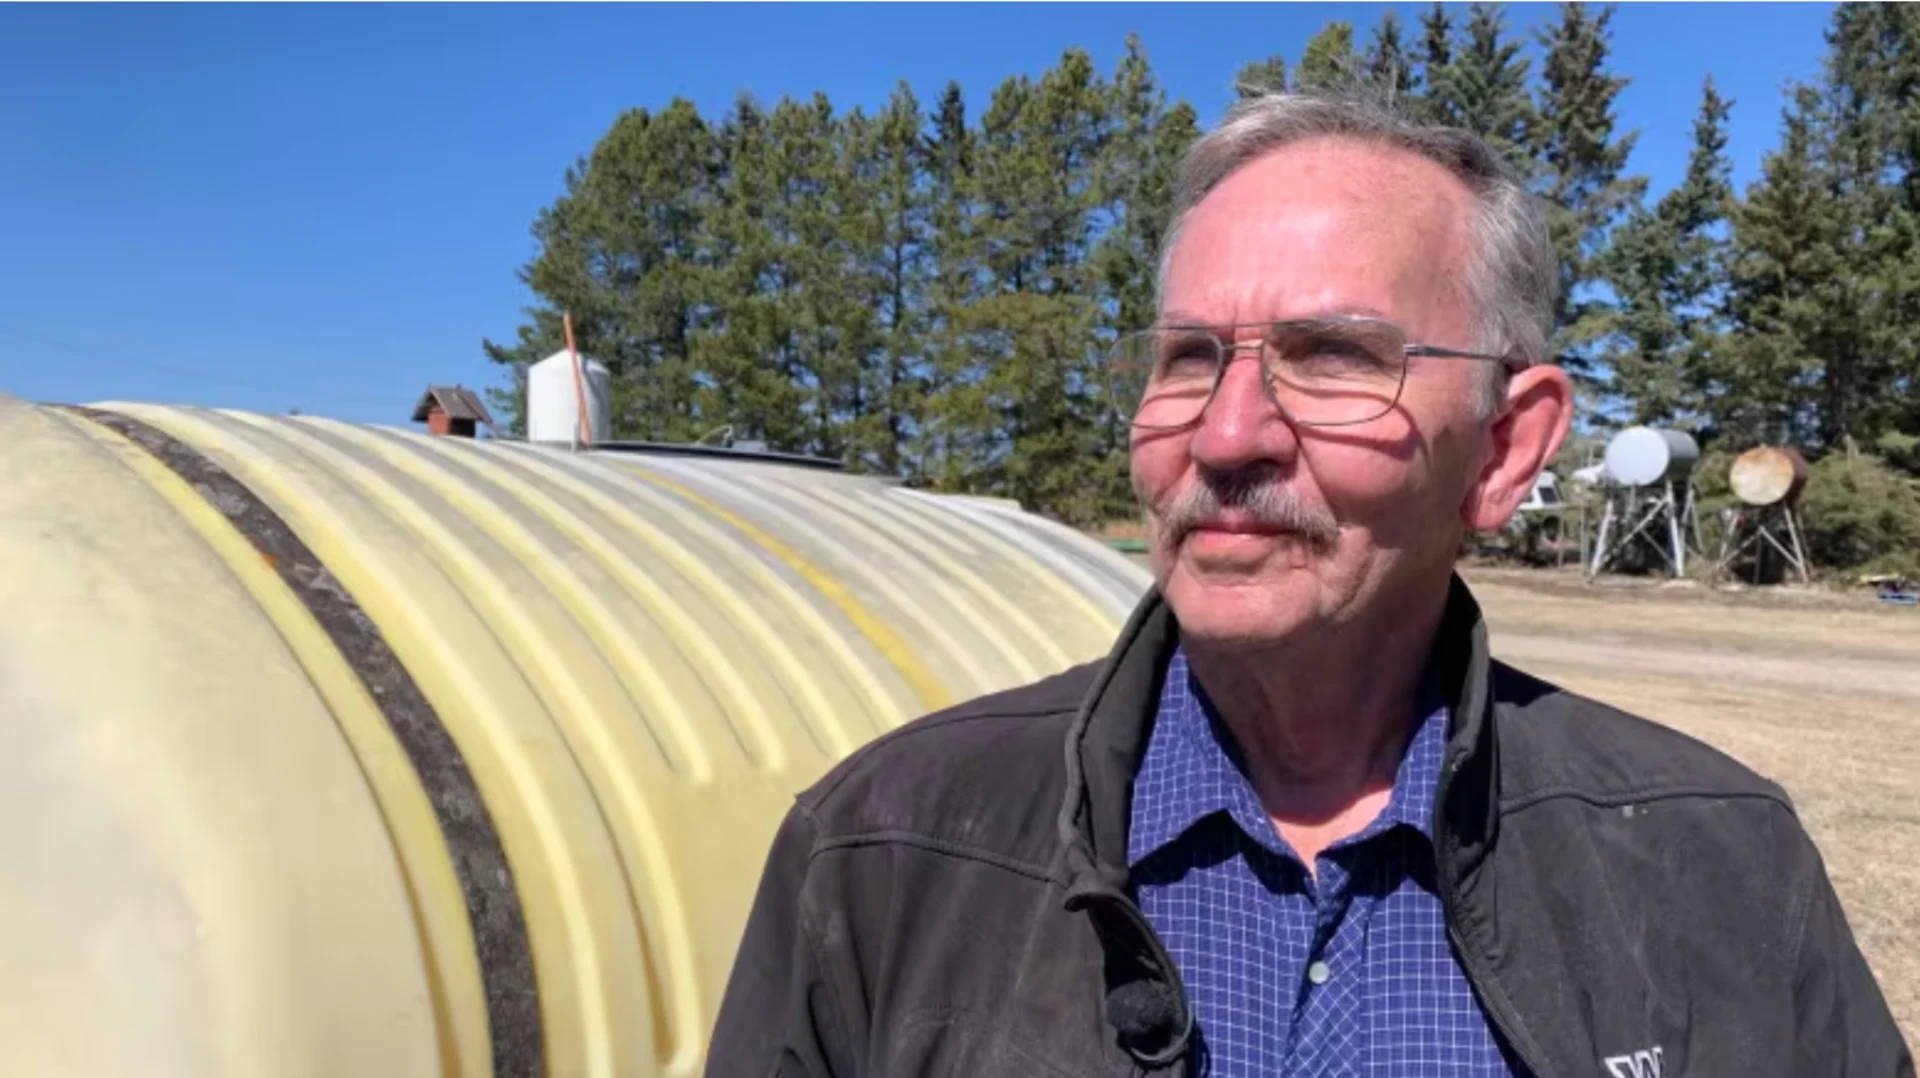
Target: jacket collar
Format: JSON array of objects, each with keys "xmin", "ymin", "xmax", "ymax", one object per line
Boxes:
[{"xmin": 1053, "ymin": 571, "xmax": 1501, "ymax": 1068}]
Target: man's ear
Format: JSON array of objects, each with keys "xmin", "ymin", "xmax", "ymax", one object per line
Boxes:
[{"xmin": 1462, "ymin": 365, "xmax": 1574, "ymax": 532}]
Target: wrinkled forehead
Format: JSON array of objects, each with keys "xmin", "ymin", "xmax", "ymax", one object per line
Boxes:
[{"xmin": 1161, "ymin": 138, "xmax": 1478, "ymax": 332}]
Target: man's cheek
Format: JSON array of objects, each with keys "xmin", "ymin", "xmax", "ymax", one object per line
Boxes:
[
  {"xmin": 1301, "ymin": 447, "xmax": 1404, "ymax": 507},
  {"xmin": 1129, "ymin": 443, "xmax": 1188, "ymax": 509},
  {"xmin": 1304, "ymin": 453, "xmax": 1440, "ymax": 549}
]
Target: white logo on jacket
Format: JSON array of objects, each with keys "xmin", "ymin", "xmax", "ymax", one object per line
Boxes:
[{"xmin": 1603, "ymin": 1046, "xmax": 1664, "ymax": 1078}]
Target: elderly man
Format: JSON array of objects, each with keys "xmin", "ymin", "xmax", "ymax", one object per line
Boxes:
[{"xmin": 705, "ymin": 93, "xmax": 1911, "ymax": 1077}]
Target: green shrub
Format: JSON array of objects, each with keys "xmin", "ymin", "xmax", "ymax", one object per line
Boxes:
[{"xmin": 1799, "ymin": 447, "xmax": 1920, "ymax": 579}]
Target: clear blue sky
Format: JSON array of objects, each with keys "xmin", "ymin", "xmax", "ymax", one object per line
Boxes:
[{"xmin": 0, "ymin": 3, "xmax": 1834, "ymax": 428}]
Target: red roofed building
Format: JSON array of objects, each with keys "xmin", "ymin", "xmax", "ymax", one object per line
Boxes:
[{"xmin": 411, "ymin": 385, "xmax": 493, "ymax": 438}]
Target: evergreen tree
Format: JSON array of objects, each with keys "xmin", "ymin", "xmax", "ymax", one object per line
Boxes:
[
  {"xmin": 1724, "ymin": 86, "xmax": 1841, "ymax": 448},
  {"xmin": 692, "ymin": 95, "xmax": 789, "ymax": 449},
  {"xmin": 933, "ymin": 73, "xmax": 1037, "ymax": 497},
  {"xmin": 830, "ymin": 89, "xmax": 926, "ymax": 474},
  {"xmin": 918, "ymin": 81, "xmax": 982, "ymax": 486},
  {"xmin": 1604, "ymin": 78, "xmax": 1734, "ymax": 424},
  {"xmin": 1416, "ymin": 2, "xmax": 1457, "ymax": 124},
  {"xmin": 472, "ymin": 11, "xmax": 1920, "ymax": 569},
  {"xmin": 1097, "ymin": 37, "xmax": 1197, "ymax": 342},
  {"xmin": 1235, "ymin": 54, "xmax": 1289, "ymax": 97},
  {"xmin": 964, "ymin": 51, "xmax": 1113, "ymax": 523},
  {"xmin": 1090, "ymin": 35, "xmax": 1197, "ymax": 518},
  {"xmin": 1363, "ymin": 11, "xmax": 1419, "ymax": 104},
  {"xmin": 784, "ymin": 93, "xmax": 863, "ymax": 459},
  {"xmin": 1436, "ymin": 3, "xmax": 1536, "ymax": 164},
  {"xmin": 691, "ymin": 93, "xmax": 849, "ymax": 455},
  {"xmin": 1725, "ymin": 4, "xmax": 1920, "ymax": 456},
  {"xmin": 1820, "ymin": 3, "xmax": 1920, "ymax": 459},
  {"xmin": 482, "ymin": 98, "xmax": 717, "ymax": 438},
  {"xmin": 1533, "ymin": 2, "xmax": 1646, "ymax": 359},
  {"xmin": 852, "ymin": 83, "xmax": 933, "ymax": 475},
  {"xmin": 1296, "ymin": 22, "xmax": 1359, "ymax": 93}
]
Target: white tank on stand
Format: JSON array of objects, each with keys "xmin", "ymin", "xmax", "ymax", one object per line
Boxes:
[
  {"xmin": 527, "ymin": 347, "xmax": 612, "ymax": 445},
  {"xmin": 1589, "ymin": 426, "xmax": 1703, "ymax": 577},
  {"xmin": 1602, "ymin": 426, "xmax": 1700, "ymax": 486}
]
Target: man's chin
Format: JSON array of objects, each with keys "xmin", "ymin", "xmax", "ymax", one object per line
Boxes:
[{"xmin": 1157, "ymin": 566, "xmax": 1321, "ymax": 652}]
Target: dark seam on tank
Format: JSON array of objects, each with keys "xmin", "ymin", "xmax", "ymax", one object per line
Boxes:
[{"xmin": 64, "ymin": 405, "xmax": 543, "ymax": 1078}]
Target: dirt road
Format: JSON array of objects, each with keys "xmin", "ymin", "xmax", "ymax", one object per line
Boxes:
[{"xmin": 1467, "ymin": 567, "xmax": 1920, "ymax": 1048}]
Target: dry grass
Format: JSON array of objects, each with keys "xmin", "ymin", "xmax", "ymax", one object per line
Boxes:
[{"xmin": 1466, "ymin": 566, "xmax": 1920, "ymax": 1048}]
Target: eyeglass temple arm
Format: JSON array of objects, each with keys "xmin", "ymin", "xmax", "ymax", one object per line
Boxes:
[{"xmin": 1404, "ymin": 344, "xmax": 1544, "ymax": 372}]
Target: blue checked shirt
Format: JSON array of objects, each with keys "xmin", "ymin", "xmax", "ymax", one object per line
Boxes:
[{"xmin": 1127, "ymin": 648, "xmax": 1524, "ymax": 1077}]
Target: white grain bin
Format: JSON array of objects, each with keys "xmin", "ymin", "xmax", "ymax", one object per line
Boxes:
[
  {"xmin": 527, "ymin": 347, "xmax": 612, "ymax": 445},
  {"xmin": 1602, "ymin": 426, "xmax": 1700, "ymax": 487}
]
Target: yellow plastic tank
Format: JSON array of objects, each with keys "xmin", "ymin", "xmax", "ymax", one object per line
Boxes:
[{"xmin": 0, "ymin": 394, "xmax": 1151, "ymax": 1078}]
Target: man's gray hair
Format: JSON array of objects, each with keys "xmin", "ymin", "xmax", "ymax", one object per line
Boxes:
[{"xmin": 1158, "ymin": 92, "xmax": 1558, "ymax": 413}]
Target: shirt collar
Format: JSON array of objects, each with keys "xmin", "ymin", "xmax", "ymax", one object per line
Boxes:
[{"xmin": 1126, "ymin": 644, "xmax": 1450, "ymax": 868}]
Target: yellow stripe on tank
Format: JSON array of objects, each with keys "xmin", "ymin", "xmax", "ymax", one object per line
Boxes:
[
  {"xmin": 539, "ymin": 451, "xmax": 888, "ymax": 754},
  {"xmin": 618, "ymin": 465, "xmax": 955, "ymax": 716},
  {"xmin": 904, "ymin": 489, "xmax": 1134, "ymax": 631},
  {"xmin": 881, "ymin": 488, "xmax": 1118, "ymax": 643},
  {"xmin": 806, "ymin": 483, "xmax": 1074, "ymax": 672},
  {"xmin": 790, "ymin": 478, "xmax": 1056, "ymax": 684},
  {"xmin": 446, "ymin": 442, "xmax": 791, "ymax": 774},
  {"xmin": 653, "ymin": 462, "xmax": 1001, "ymax": 701},
  {"xmin": 485, "ymin": 445, "xmax": 850, "ymax": 759}
]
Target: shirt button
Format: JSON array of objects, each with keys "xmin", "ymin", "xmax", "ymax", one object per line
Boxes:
[{"xmin": 1307, "ymin": 960, "xmax": 1331, "ymax": 986}]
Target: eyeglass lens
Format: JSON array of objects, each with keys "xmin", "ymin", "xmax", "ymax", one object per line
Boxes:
[{"xmin": 1108, "ymin": 321, "xmax": 1410, "ymax": 429}]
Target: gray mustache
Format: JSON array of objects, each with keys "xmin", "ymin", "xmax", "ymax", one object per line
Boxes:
[{"xmin": 1156, "ymin": 468, "xmax": 1340, "ymax": 547}]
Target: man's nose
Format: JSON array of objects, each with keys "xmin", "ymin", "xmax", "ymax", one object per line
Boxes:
[{"xmin": 1188, "ymin": 346, "xmax": 1298, "ymax": 469}]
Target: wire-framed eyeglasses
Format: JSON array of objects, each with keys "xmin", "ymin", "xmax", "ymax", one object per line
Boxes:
[{"xmin": 1104, "ymin": 315, "xmax": 1532, "ymax": 430}]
